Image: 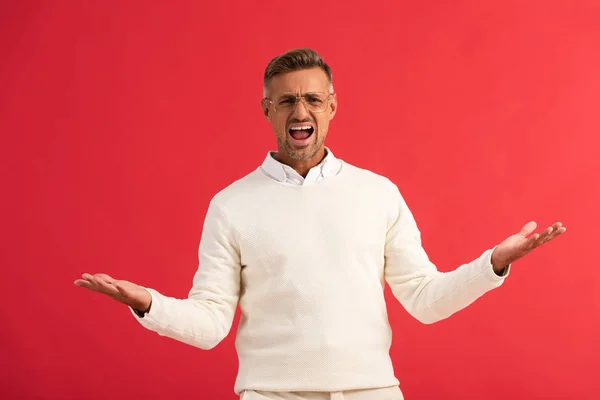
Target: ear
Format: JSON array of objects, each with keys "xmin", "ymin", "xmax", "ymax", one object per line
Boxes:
[
  {"xmin": 261, "ymin": 99, "xmax": 271, "ymax": 120},
  {"xmin": 328, "ymin": 93, "xmax": 338, "ymax": 121}
]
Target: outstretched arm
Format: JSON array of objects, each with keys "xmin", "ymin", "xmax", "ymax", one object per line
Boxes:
[
  {"xmin": 75, "ymin": 199, "xmax": 242, "ymax": 350},
  {"xmin": 384, "ymin": 185, "xmax": 565, "ymax": 324}
]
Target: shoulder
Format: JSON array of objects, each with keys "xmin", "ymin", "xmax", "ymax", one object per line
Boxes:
[
  {"xmin": 341, "ymin": 161, "xmax": 401, "ymax": 195},
  {"xmin": 197, "ymin": 168, "xmax": 266, "ymax": 227},
  {"xmin": 208, "ymin": 168, "xmax": 266, "ymax": 208}
]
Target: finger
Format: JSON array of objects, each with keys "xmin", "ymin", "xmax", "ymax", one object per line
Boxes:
[
  {"xmin": 93, "ymin": 276, "xmax": 120, "ymax": 296},
  {"xmin": 94, "ymin": 273, "xmax": 115, "ymax": 283},
  {"xmin": 552, "ymin": 222, "xmax": 563, "ymax": 230},
  {"xmin": 519, "ymin": 221, "xmax": 537, "ymax": 237},
  {"xmin": 532, "ymin": 227, "xmax": 554, "ymax": 247},
  {"xmin": 82, "ymin": 273, "xmax": 95, "ymax": 281},
  {"xmin": 544, "ymin": 228, "xmax": 559, "ymax": 243},
  {"xmin": 523, "ymin": 233, "xmax": 540, "ymax": 250},
  {"xmin": 544, "ymin": 226, "xmax": 566, "ymax": 243},
  {"xmin": 74, "ymin": 279, "xmax": 92, "ymax": 289},
  {"xmin": 540, "ymin": 226, "xmax": 554, "ymax": 239},
  {"xmin": 541, "ymin": 224, "xmax": 563, "ymax": 241},
  {"xmin": 80, "ymin": 273, "xmax": 104, "ymax": 291},
  {"xmin": 547, "ymin": 223, "xmax": 566, "ymax": 239}
]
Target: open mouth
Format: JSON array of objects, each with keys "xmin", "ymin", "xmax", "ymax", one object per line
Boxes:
[{"xmin": 288, "ymin": 125, "xmax": 314, "ymax": 141}]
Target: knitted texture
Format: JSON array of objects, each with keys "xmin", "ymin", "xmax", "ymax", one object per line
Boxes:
[{"xmin": 132, "ymin": 161, "xmax": 508, "ymax": 395}]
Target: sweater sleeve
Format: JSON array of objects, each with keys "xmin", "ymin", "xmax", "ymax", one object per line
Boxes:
[
  {"xmin": 383, "ymin": 184, "xmax": 510, "ymax": 324},
  {"xmin": 129, "ymin": 199, "xmax": 242, "ymax": 349}
]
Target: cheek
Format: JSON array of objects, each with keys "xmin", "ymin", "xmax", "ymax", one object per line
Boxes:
[
  {"xmin": 315, "ymin": 116, "xmax": 329, "ymax": 133},
  {"xmin": 270, "ymin": 117, "xmax": 287, "ymax": 135},
  {"xmin": 277, "ymin": 122, "xmax": 288, "ymax": 136}
]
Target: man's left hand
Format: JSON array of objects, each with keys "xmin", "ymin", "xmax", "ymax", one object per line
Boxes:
[{"xmin": 491, "ymin": 221, "xmax": 566, "ymax": 274}]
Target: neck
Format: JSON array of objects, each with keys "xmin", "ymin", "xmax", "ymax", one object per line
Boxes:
[{"xmin": 274, "ymin": 147, "xmax": 327, "ymax": 178}]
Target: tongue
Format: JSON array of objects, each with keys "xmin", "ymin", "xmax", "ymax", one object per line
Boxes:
[{"xmin": 290, "ymin": 130, "xmax": 310, "ymax": 140}]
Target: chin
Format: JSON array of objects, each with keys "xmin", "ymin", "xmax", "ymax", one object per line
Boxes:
[{"xmin": 285, "ymin": 143, "xmax": 322, "ymax": 161}]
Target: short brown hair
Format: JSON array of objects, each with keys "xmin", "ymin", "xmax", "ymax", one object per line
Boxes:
[{"xmin": 263, "ymin": 48, "xmax": 333, "ymax": 93}]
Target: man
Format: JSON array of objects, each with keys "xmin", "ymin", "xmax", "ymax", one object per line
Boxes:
[{"xmin": 74, "ymin": 48, "xmax": 566, "ymax": 400}]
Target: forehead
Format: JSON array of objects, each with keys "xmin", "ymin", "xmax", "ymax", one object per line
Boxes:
[{"xmin": 267, "ymin": 68, "xmax": 330, "ymax": 97}]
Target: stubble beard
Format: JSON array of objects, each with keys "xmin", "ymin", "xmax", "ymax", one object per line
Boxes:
[
  {"xmin": 280, "ymin": 133, "xmax": 321, "ymax": 161},
  {"xmin": 279, "ymin": 132, "xmax": 324, "ymax": 160}
]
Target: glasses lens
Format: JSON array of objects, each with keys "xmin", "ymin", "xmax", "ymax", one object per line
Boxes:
[
  {"xmin": 273, "ymin": 94, "xmax": 330, "ymax": 113},
  {"xmin": 303, "ymin": 94, "xmax": 329, "ymax": 112}
]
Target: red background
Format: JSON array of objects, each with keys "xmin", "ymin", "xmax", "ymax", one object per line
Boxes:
[{"xmin": 1, "ymin": 1, "xmax": 599, "ymax": 399}]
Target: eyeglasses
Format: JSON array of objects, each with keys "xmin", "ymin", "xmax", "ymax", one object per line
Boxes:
[{"xmin": 263, "ymin": 92, "xmax": 334, "ymax": 114}]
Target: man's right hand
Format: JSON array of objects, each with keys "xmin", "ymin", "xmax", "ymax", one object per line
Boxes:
[{"xmin": 74, "ymin": 273, "xmax": 152, "ymax": 313}]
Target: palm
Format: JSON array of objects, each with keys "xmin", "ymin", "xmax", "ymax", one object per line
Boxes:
[
  {"xmin": 74, "ymin": 273, "xmax": 151, "ymax": 312},
  {"xmin": 491, "ymin": 221, "xmax": 566, "ymax": 268}
]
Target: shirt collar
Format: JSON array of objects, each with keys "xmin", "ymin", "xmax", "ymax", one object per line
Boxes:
[{"xmin": 260, "ymin": 147, "xmax": 341, "ymax": 184}]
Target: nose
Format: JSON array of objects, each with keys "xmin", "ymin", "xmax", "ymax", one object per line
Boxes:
[{"xmin": 290, "ymin": 97, "xmax": 310, "ymax": 119}]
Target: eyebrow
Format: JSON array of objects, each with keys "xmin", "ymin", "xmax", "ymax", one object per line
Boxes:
[{"xmin": 278, "ymin": 92, "xmax": 328, "ymax": 97}]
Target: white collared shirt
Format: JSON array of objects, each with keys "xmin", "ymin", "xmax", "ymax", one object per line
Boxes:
[{"xmin": 260, "ymin": 147, "xmax": 343, "ymax": 185}]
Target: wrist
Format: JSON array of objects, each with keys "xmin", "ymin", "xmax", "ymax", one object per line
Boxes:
[
  {"xmin": 493, "ymin": 264, "xmax": 508, "ymax": 276},
  {"xmin": 132, "ymin": 307, "xmax": 146, "ymax": 318},
  {"xmin": 132, "ymin": 290, "xmax": 152, "ymax": 315},
  {"xmin": 491, "ymin": 248, "xmax": 509, "ymax": 275}
]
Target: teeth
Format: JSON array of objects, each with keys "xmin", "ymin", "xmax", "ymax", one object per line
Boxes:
[{"xmin": 290, "ymin": 126, "xmax": 312, "ymax": 130}]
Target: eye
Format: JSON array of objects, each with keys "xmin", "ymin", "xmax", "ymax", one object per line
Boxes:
[
  {"xmin": 306, "ymin": 96, "xmax": 324, "ymax": 104},
  {"xmin": 279, "ymin": 98, "xmax": 295, "ymax": 106}
]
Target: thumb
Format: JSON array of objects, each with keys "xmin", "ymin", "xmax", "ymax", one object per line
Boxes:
[{"xmin": 519, "ymin": 221, "xmax": 537, "ymax": 237}]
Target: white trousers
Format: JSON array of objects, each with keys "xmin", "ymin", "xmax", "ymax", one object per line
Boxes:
[{"xmin": 239, "ymin": 386, "xmax": 404, "ymax": 400}]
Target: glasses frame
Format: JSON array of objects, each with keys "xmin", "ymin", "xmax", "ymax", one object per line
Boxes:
[{"xmin": 263, "ymin": 92, "xmax": 335, "ymax": 114}]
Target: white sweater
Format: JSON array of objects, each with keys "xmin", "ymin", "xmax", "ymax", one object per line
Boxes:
[{"xmin": 132, "ymin": 160, "xmax": 509, "ymax": 395}]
